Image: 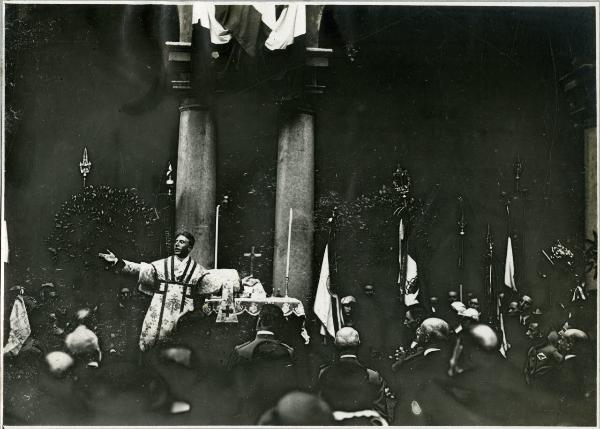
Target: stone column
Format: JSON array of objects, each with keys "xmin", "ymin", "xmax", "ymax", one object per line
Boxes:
[
  {"xmin": 584, "ymin": 127, "xmax": 597, "ymax": 290},
  {"xmin": 272, "ymin": 110, "xmax": 315, "ymax": 304},
  {"xmin": 177, "ymin": 5, "xmax": 193, "ymax": 43},
  {"xmin": 175, "ymin": 99, "xmax": 216, "ymax": 267}
]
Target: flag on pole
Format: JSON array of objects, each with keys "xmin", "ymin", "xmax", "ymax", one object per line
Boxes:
[
  {"xmin": 498, "ymin": 299, "xmax": 511, "ymax": 358},
  {"xmin": 4, "ymin": 296, "xmax": 31, "ymax": 356},
  {"xmin": 192, "ymin": 3, "xmax": 306, "ymax": 57},
  {"xmin": 398, "ymin": 219, "xmax": 420, "ymax": 306},
  {"xmin": 504, "ymin": 237, "xmax": 517, "ymax": 292},
  {"xmin": 314, "ymin": 244, "xmax": 343, "ymax": 338}
]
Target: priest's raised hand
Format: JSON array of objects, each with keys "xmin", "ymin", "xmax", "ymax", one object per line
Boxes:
[
  {"xmin": 98, "ymin": 232, "xmax": 209, "ymax": 352},
  {"xmin": 98, "ymin": 249, "xmax": 118, "ymax": 266}
]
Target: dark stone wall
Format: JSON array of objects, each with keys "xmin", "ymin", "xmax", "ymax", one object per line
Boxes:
[{"xmin": 5, "ymin": 5, "xmax": 595, "ymax": 315}]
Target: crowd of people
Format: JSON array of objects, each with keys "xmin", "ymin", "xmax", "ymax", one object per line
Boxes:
[
  {"xmin": 233, "ymin": 288, "xmax": 595, "ymax": 425},
  {"xmin": 6, "ymin": 285, "xmax": 597, "ymax": 426},
  {"xmin": 5, "ymin": 230, "xmax": 596, "ymax": 425}
]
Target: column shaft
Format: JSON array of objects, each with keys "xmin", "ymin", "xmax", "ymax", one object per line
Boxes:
[
  {"xmin": 272, "ymin": 112, "xmax": 315, "ymax": 304},
  {"xmin": 175, "ymin": 99, "xmax": 216, "ymax": 267},
  {"xmin": 584, "ymin": 127, "xmax": 597, "ymax": 290}
]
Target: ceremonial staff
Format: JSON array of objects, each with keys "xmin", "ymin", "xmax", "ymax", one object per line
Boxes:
[
  {"xmin": 79, "ymin": 147, "xmax": 92, "ymax": 188},
  {"xmin": 485, "ymin": 225, "xmax": 496, "ymax": 323},
  {"xmin": 457, "ymin": 196, "xmax": 466, "ymax": 301},
  {"xmin": 513, "ymin": 153, "xmax": 523, "ymax": 196},
  {"xmin": 164, "ymin": 162, "xmax": 176, "ymax": 255},
  {"xmin": 513, "ymin": 154, "xmax": 527, "ymax": 283},
  {"xmin": 166, "ymin": 163, "xmax": 175, "ymax": 196},
  {"xmin": 457, "ymin": 196, "xmax": 466, "ymax": 269}
]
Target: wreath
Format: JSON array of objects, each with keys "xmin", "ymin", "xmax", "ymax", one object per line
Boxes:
[{"xmin": 45, "ymin": 185, "xmax": 160, "ymax": 268}]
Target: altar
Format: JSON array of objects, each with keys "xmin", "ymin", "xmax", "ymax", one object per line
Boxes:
[{"xmin": 203, "ymin": 296, "xmax": 305, "ymax": 319}]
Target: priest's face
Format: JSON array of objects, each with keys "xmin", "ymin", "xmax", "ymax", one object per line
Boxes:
[{"xmin": 174, "ymin": 235, "xmax": 192, "ymax": 258}]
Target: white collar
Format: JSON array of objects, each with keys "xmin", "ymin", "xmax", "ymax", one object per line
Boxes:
[
  {"xmin": 340, "ymin": 354, "xmax": 358, "ymax": 359},
  {"xmin": 564, "ymin": 354, "xmax": 576, "ymax": 360},
  {"xmin": 256, "ymin": 330, "xmax": 274, "ymax": 336},
  {"xmin": 424, "ymin": 347, "xmax": 441, "ymax": 356}
]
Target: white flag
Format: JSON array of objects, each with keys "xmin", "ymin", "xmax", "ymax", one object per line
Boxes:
[
  {"xmin": 4, "ymin": 296, "xmax": 31, "ymax": 356},
  {"xmin": 313, "ymin": 245, "xmax": 340, "ymax": 338},
  {"xmin": 498, "ymin": 299, "xmax": 511, "ymax": 358},
  {"xmin": 504, "ymin": 237, "xmax": 517, "ymax": 292},
  {"xmin": 264, "ymin": 4, "xmax": 306, "ymax": 51},
  {"xmin": 192, "ymin": 3, "xmax": 232, "ymax": 44},
  {"xmin": 404, "ymin": 255, "xmax": 419, "ymax": 306},
  {"xmin": 192, "ymin": 3, "xmax": 306, "ymax": 51},
  {"xmin": 398, "ymin": 219, "xmax": 419, "ymax": 306}
]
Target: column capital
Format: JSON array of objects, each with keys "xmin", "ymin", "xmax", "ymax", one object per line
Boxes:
[{"xmin": 179, "ymin": 98, "xmax": 209, "ymax": 113}]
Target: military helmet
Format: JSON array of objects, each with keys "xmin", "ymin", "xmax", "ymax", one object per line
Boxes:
[{"xmin": 341, "ymin": 295, "xmax": 357, "ymax": 305}]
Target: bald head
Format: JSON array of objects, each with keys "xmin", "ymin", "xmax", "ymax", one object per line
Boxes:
[
  {"xmin": 258, "ymin": 391, "xmax": 334, "ymax": 425},
  {"xmin": 469, "ymin": 324, "xmax": 499, "ymax": 351},
  {"xmin": 414, "ymin": 317, "xmax": 450, "ymax": 347},
  {"xmin": 421, "ymin": 317, "xmax": 450, "ymax": 339},
  {"xmin": 335, "ymin": 327, "xmax": 360, "ymax": 348},
  {"xmin": 558, "ymin": 328, "xmax": 589, "ymax": 355}
]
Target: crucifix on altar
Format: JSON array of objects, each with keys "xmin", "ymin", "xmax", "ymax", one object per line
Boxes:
[
  {"xmin": 164, "ymin": 4, "xmax": 332, "ymax": 306},
  {"xmin": 243, "ymin": 246, "xmax": 262, "ymax": 277}
]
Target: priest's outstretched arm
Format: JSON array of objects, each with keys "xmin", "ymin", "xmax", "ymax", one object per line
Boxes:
[{"xmin": 99, "ymin": 250, "xmax": 158, "ymax": 295}]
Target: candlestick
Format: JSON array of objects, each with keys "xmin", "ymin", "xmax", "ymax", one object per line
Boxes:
[{"xmin": 214, "ymin": 205, "xmax": 220, "ymax": 269}]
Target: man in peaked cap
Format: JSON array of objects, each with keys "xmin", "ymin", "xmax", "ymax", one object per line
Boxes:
[
  {"xmin": 340, "ymin": 295, "xmax": 357, "ymax": 327},
  {"xmin": 317, "ymin": 327, "xmax": 395, "ymax": 424}
]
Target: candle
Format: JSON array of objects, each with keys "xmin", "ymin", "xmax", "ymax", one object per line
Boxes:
[
  {"xmin": 215, "ymin": 205, "xmax": 220, "ymax": 269},
  {"xmin": 285, "ymin": 208, "xmax": 293, "ymax": 278}
]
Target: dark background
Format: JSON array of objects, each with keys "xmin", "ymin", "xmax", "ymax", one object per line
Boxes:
[
  {"xmin": 3, "ymin": 4, "xmax": 596, "ymax": 425},
  {"xmin": 5, "ymin": 4, "xmax": 595, "ymax": 303}
]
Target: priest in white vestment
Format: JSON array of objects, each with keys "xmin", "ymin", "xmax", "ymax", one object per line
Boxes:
[{"xmin": 99, "ymin": 231, "xmax": 223, "ymax": 351}]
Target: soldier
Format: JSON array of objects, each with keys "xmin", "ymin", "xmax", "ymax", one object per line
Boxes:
[
  {"xmin": 356, "ymin": 284, "xmax": 388, "ymax": 364},
  {"xmin": 317, "ymin": 327, "xmax": 395, "ymax": 424},
  {"xmin": 227, "ymin": 304, "xmax": 297, "ymax": 423},
  {"xmin": 504, "ymin": 300, "xmax": 530, "ymax": 370},
  {"xmin": 525, "ymin": 328, "xmax": 589, "ymax": 390},
  {"xmin": 467, "ymin": 297, "xmax": 480, "ymax": 312},
  {"xmin": 340, "ymin": 295, "xmax": 356, "ymax": 327},
  {"xmin": 518, "ymin": 295, "xmax": 533, "ymax": 326},
  {"xmin": 448, "ymin": 290, "xmax": 460, "ymax": 304},
  {"xmin": 524, "ymin": 328, "xmax": 594, "ymax": 425},
  {"xmin": 428, "ymin": 296, "xmax": 440, "ymax": 315}
]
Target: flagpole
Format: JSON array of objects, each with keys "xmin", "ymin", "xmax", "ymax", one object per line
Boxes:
[
  {"xmin": 284, "ymin": 208, "xmax": 293, "ymax": 297},
  {"xmin": 486, "ymin": 225, "xmax": 495, "ymax": 323},
  {"xmin": 398, "ymin": 219, "xmax": 408, "ymax": 301},
  {"xmin": 457, "ymin": 196, "xmax": 466, "ymax": 303},
  {"xmin": 214, "ymin": 204, "xmax": 220, "ymax": 269}
]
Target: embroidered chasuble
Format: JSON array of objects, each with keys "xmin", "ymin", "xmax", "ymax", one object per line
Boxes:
[{"xmin": 121, "ymin": 256, "xmax": 213, "ymax": 351}]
